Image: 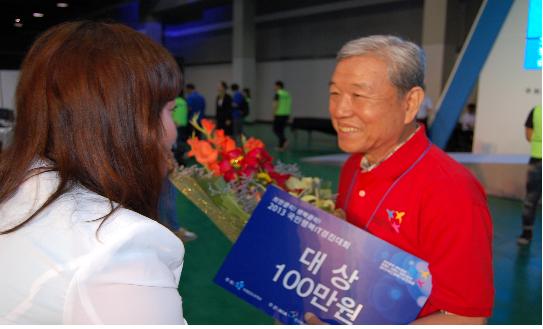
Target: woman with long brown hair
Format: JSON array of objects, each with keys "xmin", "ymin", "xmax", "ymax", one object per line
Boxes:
[{"xmin": 0, "ymin": 21, "xmax": 186, "ymax": 324}]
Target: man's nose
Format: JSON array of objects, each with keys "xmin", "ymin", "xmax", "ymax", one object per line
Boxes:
[{"xmin": 335, "ymin": 95, "xmax": 352, "ymax": 116}]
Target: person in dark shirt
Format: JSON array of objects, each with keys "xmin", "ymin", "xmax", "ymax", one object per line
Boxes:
[
  {"xmin": 186, "ymin": 83, "xmax": 206, "ymax": 123},
  {"xmin": 185, "ymin": 83, "xmax": 206, "ymax": 137},
  {"xmin": 231, "ymin": 83, "xmax": 245, "ymax": 142},
  {"xmin": 216, "ymin": 81, "xmax": 233, "ymax": 136}
]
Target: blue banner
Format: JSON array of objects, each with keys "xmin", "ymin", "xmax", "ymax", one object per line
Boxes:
[{"xmin": 214, "ymin": 185, "xmax": 432, "ymax": 324}]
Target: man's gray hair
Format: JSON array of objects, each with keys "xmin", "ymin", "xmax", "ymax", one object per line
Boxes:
[{"xmin": 337, "ymin": 35, "xmax": 425, "ymax": 94}]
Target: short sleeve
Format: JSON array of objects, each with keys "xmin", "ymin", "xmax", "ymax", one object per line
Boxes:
[
  {"xmin": 419, "ymin": 178, "xmax": 494, "ymax": 317},
  {"xmin": 66, "ymin": 217, "xmax": 186, "ymax": 324}
]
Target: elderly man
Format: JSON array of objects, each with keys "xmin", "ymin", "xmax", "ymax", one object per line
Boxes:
[{"xmin": 308, "ymin": 35, "xmax": 494, "ymax": 324}]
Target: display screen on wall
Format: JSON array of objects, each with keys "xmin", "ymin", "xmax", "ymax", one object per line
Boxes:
[{"xmin": 524, "ymin": 0, "xmax": 542, "ymax": 70}]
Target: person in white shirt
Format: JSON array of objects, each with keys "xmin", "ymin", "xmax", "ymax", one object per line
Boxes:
[
  {"xmin": 0, "ymin": 21, "xmax": 187, "ymax": 324},
  {"xmin": 459, "ymin": 103, "xmax": 476, "ymax": 132},
  {"xmin": 415, "ymin": 85, "xmax": 433, "ymax": 128},
  {"xmin": 457, "ymin": 103, "xmax": 476, "ymax": 151}
]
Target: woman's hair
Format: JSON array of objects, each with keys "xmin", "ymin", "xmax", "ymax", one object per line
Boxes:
[{"xmin": 0, "ymin": 21, "xmax": 181, "ymax": 233}]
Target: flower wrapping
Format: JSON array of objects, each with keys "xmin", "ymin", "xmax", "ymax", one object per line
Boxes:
[
  {"xmin": 169, "ymin": 117, "xmax": 335, "ymax": 242},
  {"xmin": 170, "ymin": 167, "xmax": 249, "ymax": 242}
]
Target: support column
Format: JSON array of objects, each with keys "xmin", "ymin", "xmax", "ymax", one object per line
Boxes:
[
  {"xmin": 429, "ymin": 0, "xmax": 514, "ymax": 149},
  {"xmin": 421, "ymin": 0, "xmax": 448, "ymax": 120},
  {"xmin": 232, "ymin": 0, "xmax": 256, "ymax": 120}
]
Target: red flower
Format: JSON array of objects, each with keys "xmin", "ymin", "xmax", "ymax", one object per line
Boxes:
[
  {"xmin": 269, "ymin": 171, "xmax": 291, "ymax": 189},
  {"xmin": 219, "ymin": 158, "xmax": 238, "ymax": 182}
]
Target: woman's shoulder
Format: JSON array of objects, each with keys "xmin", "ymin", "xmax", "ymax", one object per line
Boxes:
[
  {"xmin": 0, "ymin": 169, "xmax": 60, "ymax": 231},
  {"xmin": 1, "ymin": 169, "xmax": 184, "ymax": 268},
  {"xmin": 99, "ymin": 207, "xmax": 184, "ymax": 256},
  {"xmin": 68, "ymin": 190, "xmax": 185, "ymax": 270},
  {"xmin": 75, "ymin": 208, "xmax": 185, "ymax": 288}
]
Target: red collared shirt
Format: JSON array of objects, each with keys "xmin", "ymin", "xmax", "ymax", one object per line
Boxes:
[{"xmin": 336, "ymin": 128, "xmax": 494, "ymax": 318}]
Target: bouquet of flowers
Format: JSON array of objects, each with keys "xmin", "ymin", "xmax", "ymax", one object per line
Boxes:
[{"xmin": 169, "ymin": 117, "xmax": 335, "ymax": 242}]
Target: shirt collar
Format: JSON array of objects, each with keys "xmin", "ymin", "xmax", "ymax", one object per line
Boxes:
[
  {"xmin": 358, "ymin": 125, "xmax": 431, "ymax": 178},
  {"xmin": 360, "ymin": 125, "xmax": 421, "ymax": 172}
]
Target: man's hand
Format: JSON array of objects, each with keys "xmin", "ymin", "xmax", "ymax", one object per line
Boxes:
[
  {"xmin": 332, "ymin": 208, "xmax": 346, "ymax": 221},
  {"xmin": 411, "ymin": 312, "xmax": 487, "ymax": 324},
  {"xmin": 304, "ymin": 312, "xmax": 327, "ymax": 325}
]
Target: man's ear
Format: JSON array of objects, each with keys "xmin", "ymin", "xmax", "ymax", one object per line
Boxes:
[{"xmin": 403, "ymin": 86, "xmax": 424, "ymax": 124}]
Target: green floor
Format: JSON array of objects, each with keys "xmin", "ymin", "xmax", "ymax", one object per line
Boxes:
[{"xmin": 175, "ymin": 123, "xmax": 542, "ymax": 325}]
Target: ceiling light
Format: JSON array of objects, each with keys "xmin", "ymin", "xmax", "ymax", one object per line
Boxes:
[
  {"xmin": 14, "ymin": 22, "xmax": 23, "ymax": 28},
  {"xmin": 15, "ymin": 18, "xmax": 21, "ymax": 23},
  {"xmin": 33, "ymin": 13, "xmax": 44, "ymax": 18},
  {"xmin": 57, "ymin": 2, "xmax": 69, "ymax": 8}
]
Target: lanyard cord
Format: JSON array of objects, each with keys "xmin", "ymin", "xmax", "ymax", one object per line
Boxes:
[{"xmin": 343, "ymin": 141, "xmax": 432, "ymax": 230}]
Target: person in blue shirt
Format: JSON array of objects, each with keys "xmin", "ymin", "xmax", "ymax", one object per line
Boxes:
[{"xmin": 185, "ymin": 83, "xmax": 206, "ymax": 136}]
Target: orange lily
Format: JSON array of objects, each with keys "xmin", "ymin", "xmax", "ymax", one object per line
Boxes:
[
  {"xmin": 223, "ymin": 136, "xmax": 237, "ymax": 153},
  {"xmin": 211, "ymin": 129, "xmax": 227, "ymax": 148},
  {"xmin": 243, "ymin": 137, "xmax": 265, "ymax": 153},
  {"xmin": 201, "ymin": 119, "xmax": 216, "ymax": 136},
  {"xmin": 187, "ymin": 137, "xmax": 219, "ymax": 167},
  {"xmin": 210, "ymin": 130, "xmax": 237, "ymax": 153}
]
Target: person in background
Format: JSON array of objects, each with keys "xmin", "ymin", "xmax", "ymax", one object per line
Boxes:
[
  {"xmin": 172, "ymin": 91, "xmax": 188, "ymax": 164},
  {"xmin": 158, "ymin": 178, "xmax": 198, "ymax": 244},
  {"xmin": 159, "ymin": 92, "xmax": 198, "ymax": 244},
  {"xmin": 458, "ymin": 103, "xmax": 476, "ymax": 151},
  {"xmin": 242, "ymin": 87, "xmax": 252, "ymax": 121},
  {"xmin": 0, "ymin": 108, "xmax": 15, "ymax": 154},
  {"xmin": 517, "ymin": 105, "xmax": 542, "ymax": 245},
  {"xmin": 185, "ymin": 83, "xmax": 206, "ymax": 137},
  {"xmin": 231, "ymin": 83, "xmax": 245, "ymax": 142},
  {"xmin": 307, "ymin": 35, "xmax": 493, "ymax": 325},
  {"xmin": 216, "ymin": 81, "xmax": 233, "ymax": 136},
  {"xmin": 416, "ymin": 84, "xmax": 433, "ymax": 128},
  {"xmin": 0, "ymin": 21, "xmax": 187, "ymax": 324},
  {"xmin": 272, "ymin": 81, "xmax": 292, "ymax": 151},
  {"xmin": 460, "ymin": 103, "xmax": 476, "ymax": 132}
]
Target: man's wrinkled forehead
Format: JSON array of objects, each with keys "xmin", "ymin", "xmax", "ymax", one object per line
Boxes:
[
  {"xmin": 328, "ymin": 80, "xmax": 374, "ymax": 91},
  {"xmin": 330, "ymin": 57, "xmax": 389, "ymax": 87}
]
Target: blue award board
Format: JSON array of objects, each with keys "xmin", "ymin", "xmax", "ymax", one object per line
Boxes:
[{"xmin": 214, "ymin": 185, "xmax": 431, "ymax": 324}]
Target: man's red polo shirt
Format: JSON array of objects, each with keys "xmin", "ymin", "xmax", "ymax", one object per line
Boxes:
[{"xmin": 336, "ymin": 128, "xmax": 494, "ymax": 318}]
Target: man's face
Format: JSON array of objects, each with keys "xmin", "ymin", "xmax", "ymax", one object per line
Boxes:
[{"xmin": 329, "ymin": 55, "xmax": 411, "ymax": 157}]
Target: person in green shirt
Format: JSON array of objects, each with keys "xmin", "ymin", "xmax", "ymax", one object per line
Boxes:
[
  {"xmin": 518, "ymin": 105, "xmax": 542, "ymax": 245},
  {"xmin": 272, "ymin": 80, "xmax": 291, "ymax": 151},
  {"xmin": 172, "ymin": 94, "xmax": 188, "ymax": 164}
]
